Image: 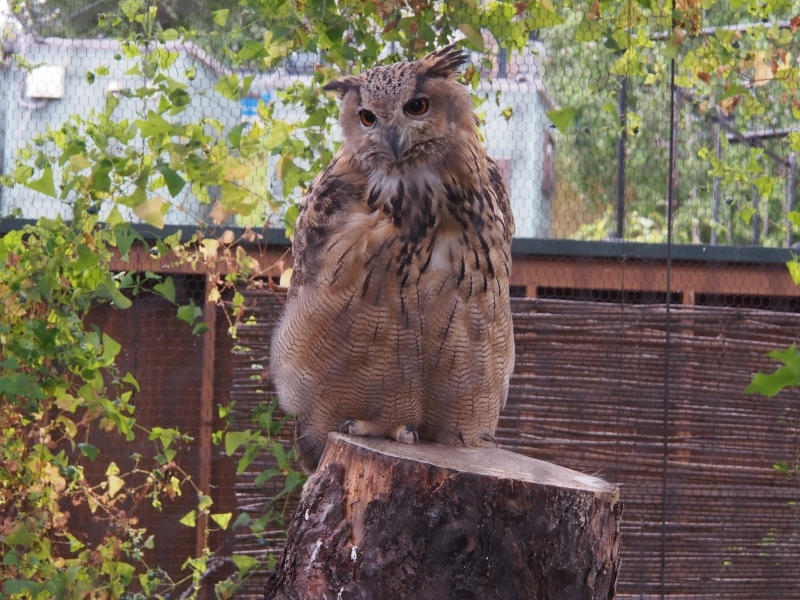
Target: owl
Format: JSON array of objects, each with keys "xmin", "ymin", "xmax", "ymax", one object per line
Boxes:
[{"xmin": 270, "ymin": 45, "xmax": 515, "ymax": 472}]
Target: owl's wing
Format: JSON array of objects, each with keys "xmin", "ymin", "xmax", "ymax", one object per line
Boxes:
[
  {"xmin": 486, "ymin": 156, "xmax": 515, "ymax": 245},
  {"xmin": 272, "ymin": 151, "xmax": 425, "ymax": 469},
  {"xmin": 486, "ymin": 156, "xmax": 515, "ymax": 412},
  {"xmin": 285, "ymin": 152, "xmax": 366, "ymax": 297}
]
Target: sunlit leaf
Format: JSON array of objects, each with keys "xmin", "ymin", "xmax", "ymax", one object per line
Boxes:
[
  {"xmin": 458, "ymin": 24, "xmax": 485, "ymax": 51},
  {"xmin": 133, "ymin": 197, "xmax": 167, "ymax": 229},
  {"xmin": 227, "ymin": 122, "xmax": 248, "ymax": 149},
  {"xmin": 546, "ymin": 107, "xmax": 578, "ymax": 133},
  {"xmin": 102, "ymin": 333, "xmax": 122, "ymax": 363},
  {"xmin": 213, "ymin": 8, "xmax": 229, "ymax": 26},
  {"xmin": 26, "ymin": 166, "xmax": 56, "ymax": 197},
  {"xmin": 107, "ymin": 474, "xmax": 125, "ymax": 498},
  {"xmin": 211, "ymin": 512, "xmax": 233, "ymax": 530},
  {"xmin": 180, "ymin": 510, "xmax": 197, "ymax": 527},
  {"xmin": 788, "ymin": 260, "xmax": 800, "ymax": 286}
]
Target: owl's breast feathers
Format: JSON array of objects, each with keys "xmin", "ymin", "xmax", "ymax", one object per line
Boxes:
[{"xmin": 290, "ymin": 143, "xmax": 514, "ymax": 304}]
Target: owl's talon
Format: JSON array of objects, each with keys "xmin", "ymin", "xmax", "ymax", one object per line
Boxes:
[
  {"xmin": 480, "ymin": 433, "xmax": 500, "ymax": 448},
  {"xmin": 339, "ymin": 418, "xmax": 356, "ymax": 434},
  {"xmin": 394, "ymin": 424, "xmax": 419, "ymax": 445}
]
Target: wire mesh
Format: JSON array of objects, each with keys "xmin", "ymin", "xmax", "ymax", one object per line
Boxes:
[{"xmin": 2, "ymin": 1, "xmax": 800, "ymax": 598}]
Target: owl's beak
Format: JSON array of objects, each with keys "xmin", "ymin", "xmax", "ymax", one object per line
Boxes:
[{"xmin": 387, "ymin": 128, "xmax": 403, "ymax": 162}]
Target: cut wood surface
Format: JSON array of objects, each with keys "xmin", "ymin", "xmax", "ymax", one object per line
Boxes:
[{"xmin": 264, "ymin": 433, "xmax": 622, "ymax": 600}]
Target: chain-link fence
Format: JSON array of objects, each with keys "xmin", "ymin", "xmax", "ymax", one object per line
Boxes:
[{"xmin": 2, "ymin": 1, "xmax": 800, "ymax": 598}]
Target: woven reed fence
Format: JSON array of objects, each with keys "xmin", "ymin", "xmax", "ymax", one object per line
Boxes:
[{"xmin": 232, "ymin": 289, "xmax": 800, "ymax": 599}]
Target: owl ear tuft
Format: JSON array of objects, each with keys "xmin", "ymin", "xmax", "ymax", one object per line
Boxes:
[
  {"xmin": 420, "ymin": 44, "xmax": 468, "ymax": 79},
  {"xmin": 323, "ymin": 76, "xmax": 360, "ymax": 96}
]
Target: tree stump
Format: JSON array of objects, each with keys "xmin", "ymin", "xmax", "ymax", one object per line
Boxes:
[{"xmin": 264, "ymin": 433, "xmax": 622, "ymax": 600}]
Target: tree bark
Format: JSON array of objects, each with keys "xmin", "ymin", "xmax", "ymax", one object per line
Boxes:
[{"xmin": 264, "ymin": 433, "xmax": 622, "ymax": 600}]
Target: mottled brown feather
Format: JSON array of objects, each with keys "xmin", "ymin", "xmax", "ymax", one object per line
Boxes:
[{"xmin": 271, "ymin": 46, "xmax": 514, "ymax": 471}]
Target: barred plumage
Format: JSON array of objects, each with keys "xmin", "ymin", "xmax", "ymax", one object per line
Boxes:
[{"xmin": 271, "ymin": 45, "xmax": 515, "ymax": 471}]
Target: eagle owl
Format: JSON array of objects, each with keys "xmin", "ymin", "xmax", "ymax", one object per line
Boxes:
[{"xmin": 271, "ymin": 45, "xmax": 515, "ymax": 471}]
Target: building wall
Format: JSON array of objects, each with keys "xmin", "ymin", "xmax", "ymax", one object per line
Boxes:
[{"xmin": 0, "ymin": 38, "xmax": 553, "ymax": 234}]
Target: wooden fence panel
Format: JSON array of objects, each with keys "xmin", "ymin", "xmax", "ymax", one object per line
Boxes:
[{"xmin": 235, "ymin": 289, "xmax": 800, "ymax": 599}]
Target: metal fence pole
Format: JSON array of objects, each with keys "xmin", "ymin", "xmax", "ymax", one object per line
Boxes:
[
  {"xmin": 752, "ymin": 185, "xmax": 760, "ymax": 245},
  {"xmin": 711, "ymin": 113, "xmax": 721, "ymax": 245},
  {"xmin": 614, "ymin": 75, "xmax": 628, "ymax": 240},
  {"xmin": 788, "ymin": 152, "xmax": 796, "ymax": 248}
]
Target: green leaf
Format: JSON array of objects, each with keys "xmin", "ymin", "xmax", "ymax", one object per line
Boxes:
[
  {"xmin": 75, "ymin": 244, "xmax": 100, "ymax": 271},
  {"xmin": 255, "ymin": 468, "xmax": 281, "ymax": 486},
  {"xmin": 116, "ymin": 228, "xmax": 138, "ymax": 261},
  {"xmin": 161, "ymin": 28, "xmax": 179, "ymax": 42},
  {"xmin": 744, "ymin": 368, "xmax": 800, "ymax": 397},
  {"xmin": 198, "ymin": 494, "xmax": 213, "ymax": 512},
  {"xmin": 232, "ymin": 554, "xmax": 259, "ymax": 573},
  {"xmin": 154, "ymin": 277, "xmax": 176, "ymax": 302},
  {"xmin": 787, "ymin": 259, "xmax": 800, "ymax": 286},
  {"xmin": 155, "ymin": 165, "xmax": 186, "ymax": 197},
  {"xmin": 546, "ymin": 107, "xmax": 578, "ymax": 134},
  {"xmin": 120, "ymin": 0, "xmax": 143, "ymax": 20},
  {"xmin": 26, "ymin": 166, "xmax": 57, "ymax": 197},
  {"xmin": 214, "ymin": 74, "xmax": 241, "ymax": 101},
  {"xmin": 4, "ymin": 581, "xmax": 41, "ymax": 596},
  {"xmin": 69, "ymin": 153, "xmax": 92, "ymax": 171},
  {"xmin": 97, "ymin": 279, "xmax": 133, "ymax": 309},
  {"xmin": 720, "ymin": 84, "xmax": 748, "ymax": 100},
  {"xmin": 136, "ymin": 111, "xmax": 174, "ymax": 137},
  {"xmin": 227, "ymin": 122, "xmax": 248, "ymax": 149},
  {"xmin": 133, "ymin": 197, "xmax": 167, "ymax": 229},
  {"xmin": 123, "ymin": 372, "xmax": 140, "ymax": 392},
  {"xmin": 744, "ymin": 346, "xmax": 800, "ymax": 397},
  {"xmin": 5, "ymin": 523, "xmax": 34, "ymax": 547},
  {"xmin": 303, "ymin": 109, "xmax": 329, "ymax": 128},
  {"xmin": 766, "ymin": 344, "xmax": 800, "ymax": 369},
  {"xmin": 458, "ymin": 23, "xmax": 485, "ymax": 51},
  {"xmin": 210, "ymin": 512, "xmax": 233, "ymax": 529},
  {"xmin": 610, "ymin": 48, "xmax": 643, "ymax": 76},
  {"xmin": 177, "ymin": 300, "xmax": 202, "ymax": 325},
  {"xmin": 221, "ymin": 182, "xmax": 250, "ymax": 209},
  {"xmin": 78, "ymin": 443, "xmax": 99, "ymax": 461},
  {"xmin": 283, "ymin": 469, "xmax": 302, "ymax": 494},
  {"xmin": 213, "ymin": 8, "xmax": 229, "ymax": 26},
  {"xmin": 102, "ymin": 333, "xmax": 122, "ymax": 363},
  {"xmin": 149, "ymin": 426, "xmax": 179, "ymax": 448},
  {"xmin": 192, "ymin": 322, "xmax": 210, "ymax": 336},
  {"xmin": 773, "ymin": 460, "xmax": 791, "ymax": 476},
  {"xmin": 237, "ymin": 442, "xmax": 259, "ymax": 473},
  {"xmin": 237, "ymin": 40, "xmax": 267, "ymax": 62},
  {"xmin": 107, "ymin": 474, "xmax": 125, "ymax": 498},
  {"xmin": 180, "ymin": 510, "xmax": 197, "ymax": 527},
  {"xmin": 740, "ymin": 207, "xmax": 756, "ymax": 226},
  {"xmin": 224, "ymin": 430, "xmax": 251, "ymax": 456},
  {"xmin": 284, "ymin": 203, "xmax": 300, "ymax": 235}
]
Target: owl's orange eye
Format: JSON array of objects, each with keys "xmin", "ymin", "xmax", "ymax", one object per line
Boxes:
[
  {"xmin": 360, "ymin": 110, "xmax": 377, "ymax": 127},
  {"xmin": 404, "ymin": 98, "xmax": 429, "ymax": 116}
]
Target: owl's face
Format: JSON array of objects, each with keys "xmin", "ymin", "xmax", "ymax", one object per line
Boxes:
[{"xmin": 324, "ymin": 45, "xmax": 475, "ymax": 173}]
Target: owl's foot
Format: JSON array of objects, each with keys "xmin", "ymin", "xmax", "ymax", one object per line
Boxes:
[
  {"xmin": 479, "ymin": 433, "xmax": 500, "ymax": 448},
  {"xmin": 391, "ymin": 424, "xmax": 419, "ymax": 445},
  {"xmin": 338, "ymin": 419, "xmax": 419, "ymax": 445},
  {"xmin": 338, "ymin": 418, "xmax": 362, "ymax": 435}
]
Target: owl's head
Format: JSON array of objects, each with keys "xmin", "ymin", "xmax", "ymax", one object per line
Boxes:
[{"xmin": 324, "ymin": 45, "xmax": 475, "ymax": 173}]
